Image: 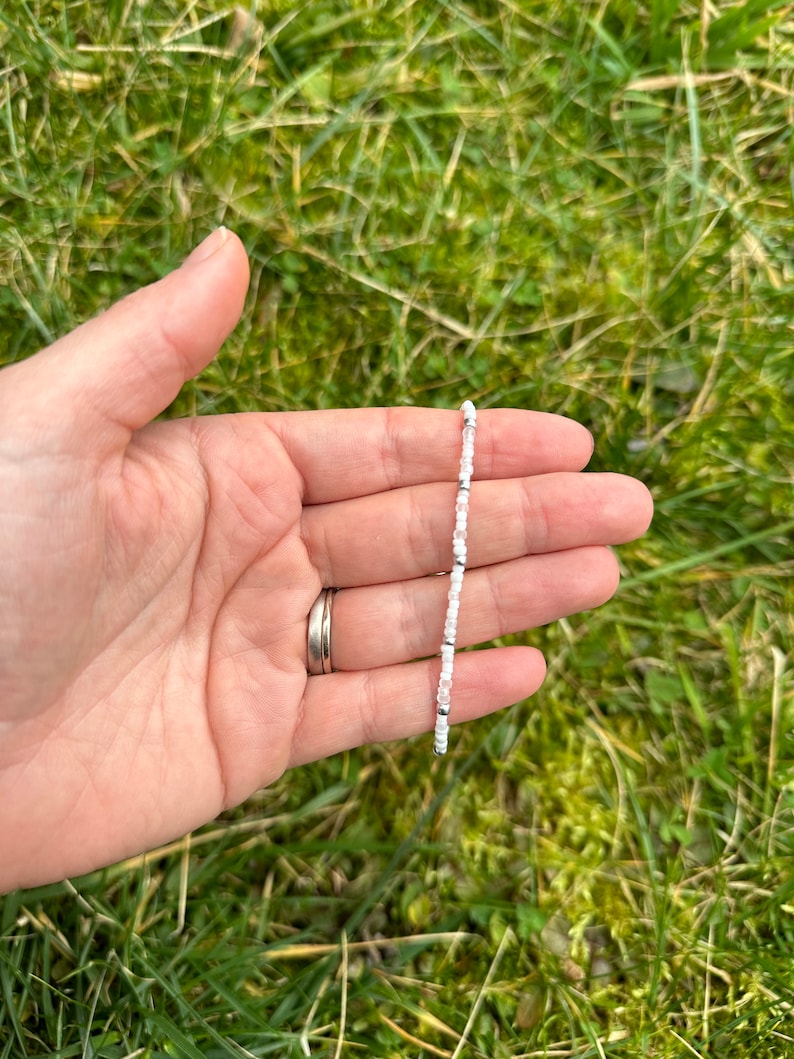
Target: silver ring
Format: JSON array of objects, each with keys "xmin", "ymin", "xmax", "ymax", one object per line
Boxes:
[{"xmin": 307, "ymin": 588, "xmax": 336, "ymax": 675}]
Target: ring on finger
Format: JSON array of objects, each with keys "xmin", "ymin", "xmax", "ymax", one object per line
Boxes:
[{"xmin": 307, "ymin": 588, "xmax": 337, "ymax": 675}]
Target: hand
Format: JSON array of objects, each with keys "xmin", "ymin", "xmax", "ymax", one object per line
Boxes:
[{"xmin": 0, "ymin": 229, "xmax": 652, "ymax": 891}]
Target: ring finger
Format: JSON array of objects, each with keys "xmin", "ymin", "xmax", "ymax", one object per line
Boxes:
[{"xmin": 329, "ymin": 545, "xmax": 618, "ymax": 671}]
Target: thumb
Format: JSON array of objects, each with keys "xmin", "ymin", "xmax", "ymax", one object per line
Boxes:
[{"xmin": 1, "ymin": 227, "xmax": 250, "ymax": 454}]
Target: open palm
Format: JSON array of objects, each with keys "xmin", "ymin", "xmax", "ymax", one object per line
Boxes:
[{"xmin": 0, "ymin": 230, "xmax": 652, "ymax": 891}]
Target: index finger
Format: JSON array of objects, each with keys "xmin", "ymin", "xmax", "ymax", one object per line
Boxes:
[{"xmin": 263, "ymin": 406, "xmax": 594, "ymax": 504}]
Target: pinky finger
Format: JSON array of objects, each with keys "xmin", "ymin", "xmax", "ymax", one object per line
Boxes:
[{"xmin": 288, "ymin": 645, "xmax": 546, "ymax": 768}]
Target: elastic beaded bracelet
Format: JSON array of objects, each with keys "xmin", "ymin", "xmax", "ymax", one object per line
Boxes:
[{"xmin": 433, "ymin": 400, "xmax": 476, "ymax": 756}]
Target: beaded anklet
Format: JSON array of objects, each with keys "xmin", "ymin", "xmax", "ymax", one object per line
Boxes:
[{"xmin": 433, "ymin": 400, "xmax": 476, "ymax": 756}]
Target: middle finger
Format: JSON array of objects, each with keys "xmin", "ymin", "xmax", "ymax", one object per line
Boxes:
[{"xmin": 303, "ymin": 471, "xmax": 651, "ymax": 587}]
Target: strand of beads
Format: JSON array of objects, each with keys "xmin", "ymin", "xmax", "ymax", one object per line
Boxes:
[{"xmin": 433, "ymin": 400, "xmax": 477, "ymax": 756}]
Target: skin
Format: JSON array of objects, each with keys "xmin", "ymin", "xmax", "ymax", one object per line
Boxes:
[{"xmin": 0, "ymin": 229, "xmax": 653, "ymax": 892}]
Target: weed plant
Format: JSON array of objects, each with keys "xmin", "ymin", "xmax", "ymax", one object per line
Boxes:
[{"xmin": 1, "ymin": 1, "xmax": 793, "ymax": 1056}]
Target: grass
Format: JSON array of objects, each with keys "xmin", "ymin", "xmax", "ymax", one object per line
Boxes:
[{"xmin": 1, "ymin": 0, "xmax": 793, "ymax": 1055}]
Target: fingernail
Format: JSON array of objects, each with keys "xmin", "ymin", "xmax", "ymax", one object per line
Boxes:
[{"xmin": 182, "ymin": 226, "xmax": 229, "ymax": 269}]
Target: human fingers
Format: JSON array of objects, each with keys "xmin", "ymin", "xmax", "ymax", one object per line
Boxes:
[
  {"xmin": 304, "ymin": 471, "xmax": 653, "ymax": 587},
  {"xmin": 330, "ymin": 545, "xmax": 618, "ymax": 670},
  {"xmin": 0, "ymin": 228, "xmax": 249, "ymax": 456},
  {"xmin": 288, "ymin": 645, "xmax": 546, "ymax": 769},
  {"xmin": 265, "ymin": 406, "xmax": 594, "ymax": 503}
]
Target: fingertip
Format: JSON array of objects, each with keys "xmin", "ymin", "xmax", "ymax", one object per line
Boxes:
[
  {"xmin": 160, "ymin": 226, "xmax": 250, "ymax": 368},
  {"xmin": 583, "ymin": 422, "xmax": 596, "ymax": 462},
  {"xmin": 536, "ymin": 410, "xmax": 594, "ymax": 465},
  {"xmin": 182, "ymin": 226, "xmax": 230, "ymax": 269},
  {"xmin": 635, "ymin": 480, "xmax": 655, "ymax": 535},
  {"xmin": 516, "ymin": 645, "xmax": 548, "ymax": 704},
  {"xmin": 181, "ymin": 226, "xmax": 250, "ymax": 288},
  {"xmin": 581, "ymin": 544, "xmax": 624, "ymax": 606},
  {"xmin": 599, "ymin": 474, "xmax": 655, "ymax": 543},
  {"xmin": 601, "ymin": 546, "xmax": 622, "ymax": 602},
  {"xmin": 460, "ymin": 643, "xmax": 547, "ymax": 720},
  {"xmin": 527, "ymin": 411, "xmax": 595, "ymax": 473},
  {"xmin": 529, "ymin": 645, "xmax": 548, "ymax": 689},
  {"xmin": 571, "ymin": 418, "xmax": 595, "ymax": 469}
]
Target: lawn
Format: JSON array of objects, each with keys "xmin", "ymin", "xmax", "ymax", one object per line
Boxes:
[{"xmin": 1, "ymin": 1, "xmax": 793, "ymax": 1056}]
